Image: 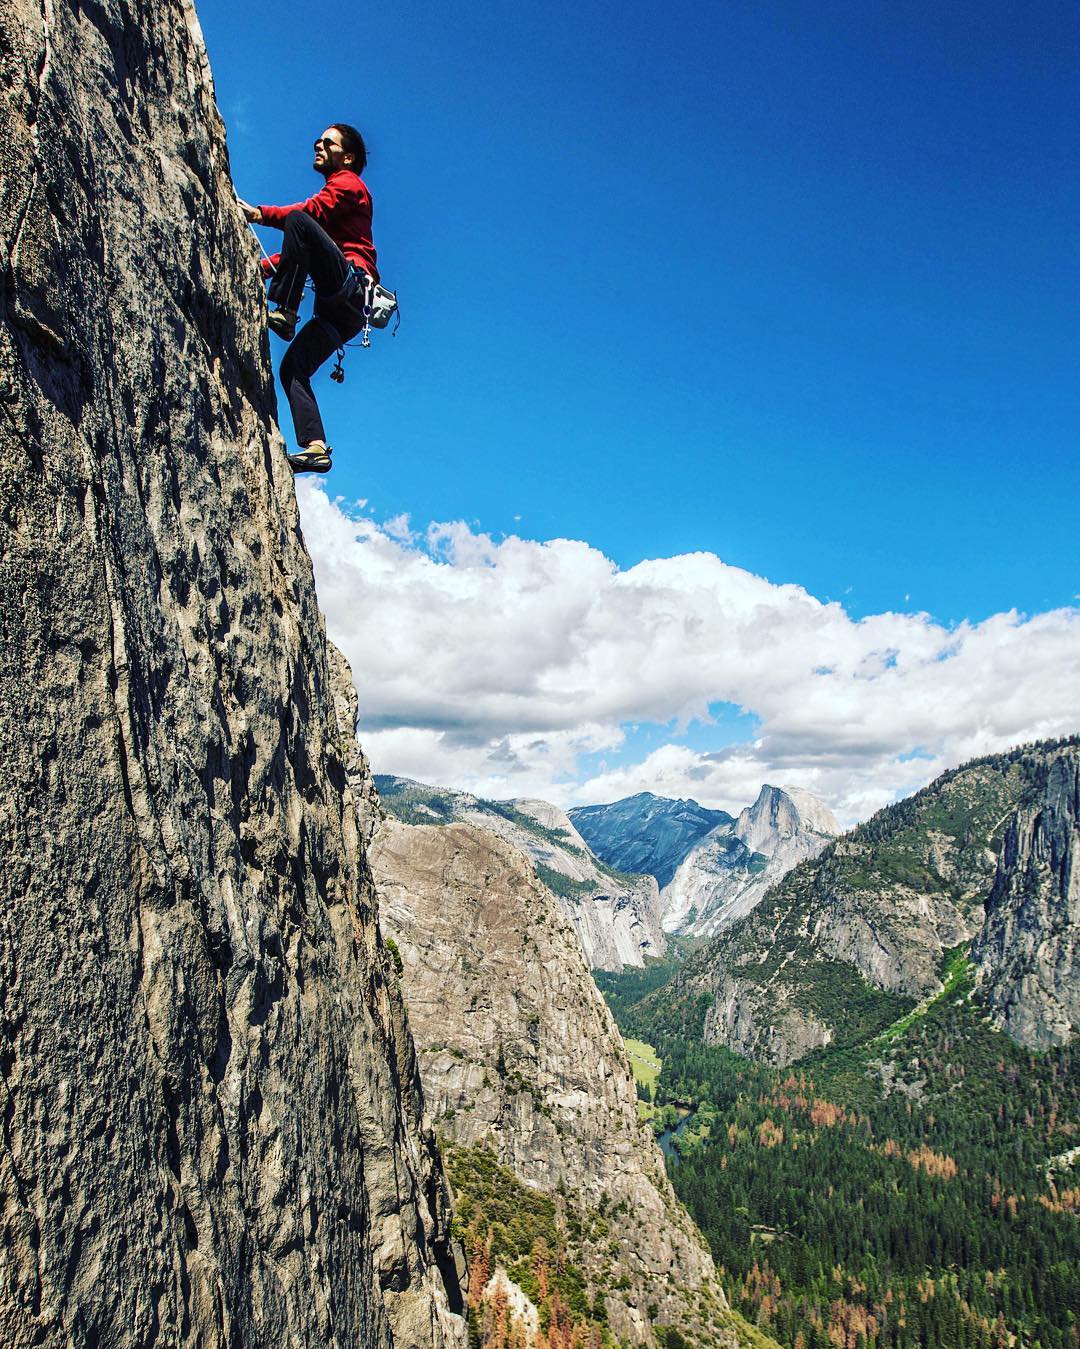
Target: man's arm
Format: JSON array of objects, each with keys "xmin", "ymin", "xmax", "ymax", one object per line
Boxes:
[{"xmin": 257, "ymin": 176, "xmax": 355, "ymax": 229}]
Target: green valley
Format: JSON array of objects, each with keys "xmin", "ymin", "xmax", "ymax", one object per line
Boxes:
[
  {"xmin": 624, "ymin": 1038, "xmax": 662, "ymax": 1095},
  {"xmin": 586, "ymin": 738, "xmax": 1080, "ymax": 1347},
  {"xmin": 601, "ymin": 944, "xmax": 1079, "ymax": 1349}
]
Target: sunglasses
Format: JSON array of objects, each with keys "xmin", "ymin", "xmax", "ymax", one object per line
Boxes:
[{"xmin": 314, "ymin": 138, "xmax": 343, "ymax": 151}]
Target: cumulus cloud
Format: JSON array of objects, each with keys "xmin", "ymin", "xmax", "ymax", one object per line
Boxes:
[{"xmin": 297, "ymin": 483, "xmax": 1080, "ymax": 825}]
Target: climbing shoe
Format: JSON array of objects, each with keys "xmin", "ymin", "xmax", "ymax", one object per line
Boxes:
[
  {"xmin": 267, "ymin": 307, "xmax": 299, "ymax": 341},
  {"xmin": 287, "ymin": 444, "xmax": 333, "ymax": 474}
]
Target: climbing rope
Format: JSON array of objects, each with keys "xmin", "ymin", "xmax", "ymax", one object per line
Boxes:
[
  {"xmin": 248, "ymin": 219, "xmax": 278, "ymax": 275},
  {"xmin": 247, "ymin": 220, "xmax": 311, "ymax": 296}
]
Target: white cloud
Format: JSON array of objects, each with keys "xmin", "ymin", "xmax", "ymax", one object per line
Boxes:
[
  {"xmin": 381, "ymin": 512, "xmax": 416, "ymax": 543},
  {"xmin": 297, "ymin": 484, "xmax": 1080, "ymax": 825}
]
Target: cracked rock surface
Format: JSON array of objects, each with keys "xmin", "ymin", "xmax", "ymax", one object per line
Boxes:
[
  {"xmin": 974, "ymin": 747, "xmax": 1080, "ymax": 1048},
  {"xmin": 0, "ymin": 0, "xmax": 465, "ymax": 1343}
]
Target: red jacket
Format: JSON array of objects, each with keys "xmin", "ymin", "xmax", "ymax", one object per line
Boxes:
[{"xmin": 258, "ymin": 169, "xmax": 379, "ymax": 281}]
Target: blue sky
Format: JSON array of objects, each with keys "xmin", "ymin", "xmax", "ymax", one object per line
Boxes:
[
  {"xmin": 200, "ymin": 0, "xmax": 1078, "ymax": 623},
  {"xmin": 196, "ymin": 0, "xmax": 1079, "ymax": 817}
]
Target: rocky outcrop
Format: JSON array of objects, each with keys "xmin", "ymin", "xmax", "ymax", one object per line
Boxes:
[
  {"xmin": 736, "ymin": 784, "xmax": 838, "ymax": 855},
  {"xmin": 0, "ymin": 0, "xmax": 464, "ymax": 1343},
  {"xmin": 329, "ymin": 640, "xmax": 383, "ymax": 848},
  {"xmin": 569, "ymin": 792, "xmax": 733, "ymax": 889},
  {"xmin": 706, "ymin": 978, "xmax": 838, "ymax": 1066},
  {"xmin": 973, "ymin": 749, "xmax": 1080, "ymax": 1047},
  {"xmin": 377, "ymin": 776, "xmax": 665, "ymax": 969},
  {"xmin": 371, "ymin": 818, "xmax": 740, "ymax": 1348},
  {"xmin": 651, "ymin": 742, "xmax": 1078, "ymax": 1065},
  {"xmin": 660, "ymin": 785, "xmax": 839, "ymax": 936}
]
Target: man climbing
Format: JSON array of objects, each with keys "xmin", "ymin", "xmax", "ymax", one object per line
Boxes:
[{"xmin": 237, "ymin": 124, "xmax": 378, "ymax": 474}]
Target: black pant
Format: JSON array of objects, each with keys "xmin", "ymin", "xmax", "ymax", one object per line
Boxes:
[{"xmin": 268, "ymin": 210, "xmax": 366, "ymax": 447}]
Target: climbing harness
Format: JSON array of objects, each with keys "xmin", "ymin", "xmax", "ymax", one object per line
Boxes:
[
  {"xmin": 247, "ymin": 220, "xmax": 399, "ymax": 385},
  {"xmin": 325, "ymin": 266, "xmax": 399, "ymax": 345},
  {"xmin": 323, "ymin": 268, "xmax": 400, "ymax": 383}
]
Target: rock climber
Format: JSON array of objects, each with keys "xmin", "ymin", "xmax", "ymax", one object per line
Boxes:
[{"xmin": 237, "ymin": 124, "xmax": 378, "ymax": 474}]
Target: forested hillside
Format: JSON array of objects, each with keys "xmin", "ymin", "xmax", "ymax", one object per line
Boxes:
[
  {"xmin": 600, "ymin": 951, "xmax": 1079, "ymax": 1348},
  {"xmin": 592, "ymin": 740, "xmax": 1080, "ymax": 1348}
]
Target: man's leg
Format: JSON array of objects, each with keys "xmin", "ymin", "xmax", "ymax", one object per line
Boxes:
[
  {"xmin": 279, "ymin": 317, "xmax": 341, "ymax": 449},
  {"xmin": 267, "ymin": 211, "xmax": 351, "ymax": 313}
]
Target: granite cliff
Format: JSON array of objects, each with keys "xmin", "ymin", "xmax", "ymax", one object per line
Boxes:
[
  {"xmin": 973, "ymin": 747, "xmax": 1080, "ymax": 1048},
  {"xmin": 370, "ymin": 815, "xmax": 747, "ymax": 1348},
  {"xmin": 377, "ymin": 775, "xmax": 665, "ymax": 970},
  {"xmin": 660, "ymin": 784, "xmax": 839, "ymax": 936},
  {"xmin": 0, "ymin": 0, "xmax": 464, "ymax": 1342}
]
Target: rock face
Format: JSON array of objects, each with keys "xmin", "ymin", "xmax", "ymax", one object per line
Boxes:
[
  {"xmin": 569, "ymin": 792, "xmax": 733, "ymax": 889},
  {"xmin": 736, "ymin": 784, "xmax": 838, "ymax": 856},
  {"xmin": 370, "ymin": 818, "xmax": 739, "ymax": 1348},
  {"xmin": 973, "ymin": 749, "xmax": 1080, "ymax": 1048},
  {"xmin": 654, "ymin": 742, "xmax": 1079, "ymax": 1066},
  {"xmin": 377, "ymin": 776, "xmax": 665, "ymax": 969},
  {"xmin": 661, "ymin": 784, "xmax": 839, "ymax": 936},
  {"xmin": 0, "ymin": 1, "xmax": 464, "ymax": 1343}
]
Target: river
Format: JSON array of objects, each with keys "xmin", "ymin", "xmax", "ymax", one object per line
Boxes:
[{"xmin": 658, "ymin": 1112, "xmax": 695, "ymax": 1163}]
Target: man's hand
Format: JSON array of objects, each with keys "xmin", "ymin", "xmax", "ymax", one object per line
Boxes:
[{"xmin": 237, "ymin": 197, "xmax": 262, "ymax": 223}]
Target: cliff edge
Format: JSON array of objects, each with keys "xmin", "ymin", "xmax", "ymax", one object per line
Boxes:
[{"xmin": 0, "ymin": 0, "xmax": 464, "ymax": 1342}]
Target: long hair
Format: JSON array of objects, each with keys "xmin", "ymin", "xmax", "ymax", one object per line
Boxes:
[{"xmin": 332, "ymin": 124, "xmax": 368, "ymax": 175}]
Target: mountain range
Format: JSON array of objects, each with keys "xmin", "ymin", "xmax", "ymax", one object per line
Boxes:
[
  {"xmin": 644, "ymin": 737, "xmax": 1080, "ymax": 1066},
  {"xmin": 572, "ymin": 784, "xmax": 839, "ymax": 937},
  {"xmin": 375, "ymin": 776, "xmax": 665, "ymax": 971},
  {"xmin": 376, "ymin": 776, "xmax": 842, "ymax": 967},
  {"xmin": 603, "ymin": 738, "xmax": 1079, "ymax": 1347}
]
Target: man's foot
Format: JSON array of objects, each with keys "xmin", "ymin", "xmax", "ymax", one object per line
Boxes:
[
  {"xmin": 267, "ymin": 307, "xmax": 299, "ymax": 341},
  {"xmin": 287, "ymin": 443, "xmax": 332, "ymax": 474}
]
